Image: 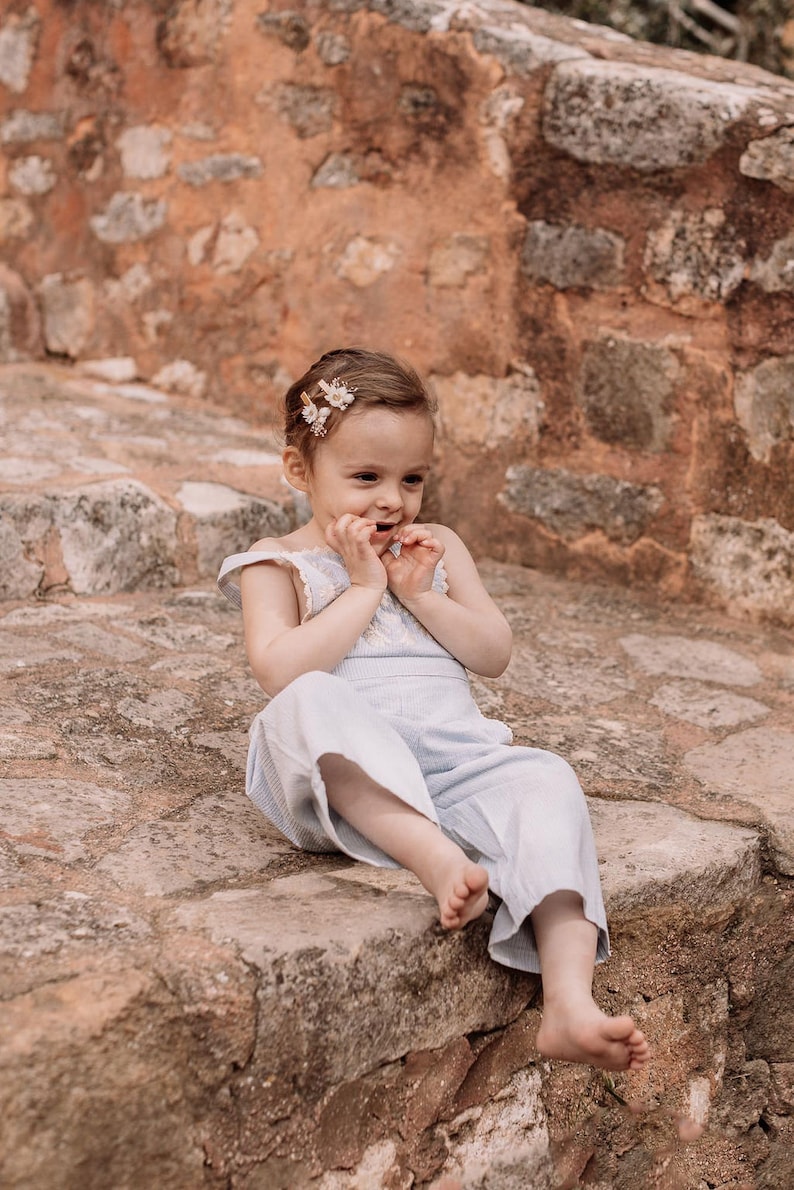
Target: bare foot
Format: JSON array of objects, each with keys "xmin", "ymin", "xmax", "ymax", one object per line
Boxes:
[
  {"xmin": 431, "ymin": 858, "xmax": 489, "ymax": 930},
  {"xmin": 536, "ymin": 999, "xmax": 651, "ymax": 1071}
]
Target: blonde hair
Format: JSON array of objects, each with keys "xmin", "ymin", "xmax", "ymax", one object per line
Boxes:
[{"xmin": 283, "ymin": 347, "xmax": 436, "ymax": 464}]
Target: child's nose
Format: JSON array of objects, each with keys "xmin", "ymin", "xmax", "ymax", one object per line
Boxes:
[{"xmin": 376, "ymin": 483, "xmax": 402, "ymax": 511}]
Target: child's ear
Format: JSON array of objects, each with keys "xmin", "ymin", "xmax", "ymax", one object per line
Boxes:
[{"xmin": 282, "ymin": 445, "xmax": 310, "ymax": 492}]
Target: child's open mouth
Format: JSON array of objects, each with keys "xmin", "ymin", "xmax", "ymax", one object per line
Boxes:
[{"xmin": 375, "ymin": 523, "xmax": 394, "ymax": 533}]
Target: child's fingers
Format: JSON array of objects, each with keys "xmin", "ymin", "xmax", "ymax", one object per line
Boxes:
[
  {"xmin": 396, "ymin": 525, "xmax": 444, "ymax": 552},
  {"xmin": 327, "ymin": 514, "xmax": 376, "ymax": 548},
  {"xmin": 397, "ymin": 523, "xmax": 430, "ymax": 542}
]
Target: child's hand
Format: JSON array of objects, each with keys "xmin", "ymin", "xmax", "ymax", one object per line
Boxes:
[
  {"xmin": 325, "ymin": 514, "xmax": 388, "ymax": 592},
  {"xmin": 383, "ymin": 525, "xmax": 444, "ymax": 604}
]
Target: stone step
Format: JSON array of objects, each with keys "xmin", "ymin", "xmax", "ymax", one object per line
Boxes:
[
  {"xmin": 0, "ymin": 361, "xmax": 298, "ymax": 600},
  {"xmin": 1, "ymin": 363, "xmax": 793, "ymax": 1187}
]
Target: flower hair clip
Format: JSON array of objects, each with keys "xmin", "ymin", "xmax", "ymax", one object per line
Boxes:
[
  {"xmin": 318, "ymin": 377, "xmax": 357, "ymax": 409},
  {"xmin": 300, "ymin": 377, "xmax": 357, "ymax": 436}
]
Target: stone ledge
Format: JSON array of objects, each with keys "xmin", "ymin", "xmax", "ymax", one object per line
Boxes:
[
  {"xmin": 0, "ymin": 363, "xmax": 295, "ymax": 598},
  {"xmin": 1, "ymin": 362, "xmax": 792, "ymax": 1187},
  {"xmin": 2, "ymin": 566, "xmax": 791, "ymax": 1187}
]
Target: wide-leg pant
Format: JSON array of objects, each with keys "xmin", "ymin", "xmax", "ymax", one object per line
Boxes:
[{"xmin": 247, "ymin": 663, "xmax": 609, "ymax": 973}]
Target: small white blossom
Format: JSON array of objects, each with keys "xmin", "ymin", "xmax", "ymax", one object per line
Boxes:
[
  {"xmin": 301, "ymin": 400, "xmax": 332, "ymax": 436},
  {"xmin": 318, "ymin": 377, "xmax": 357, "ymax": 409}
]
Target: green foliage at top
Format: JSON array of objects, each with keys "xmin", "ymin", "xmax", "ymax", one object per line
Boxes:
[{"xmin": 526, "ymin": 0, "xmax": 794, "ymax": 79}]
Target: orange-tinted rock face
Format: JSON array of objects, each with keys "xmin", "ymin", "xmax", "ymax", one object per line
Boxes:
[{"xmin": 1, "ymin": 0, "xmax": 793, "ymax": 622}]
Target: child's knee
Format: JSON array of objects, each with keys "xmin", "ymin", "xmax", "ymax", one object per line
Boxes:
[{"xmin": 538, "ymin": 751, "xmax": 587, "ymax": 806}]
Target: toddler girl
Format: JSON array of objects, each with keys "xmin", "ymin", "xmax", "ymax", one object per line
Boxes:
[{"xmin": 218, "ymin": 347, "xmax": 649, "ymax": 1072}]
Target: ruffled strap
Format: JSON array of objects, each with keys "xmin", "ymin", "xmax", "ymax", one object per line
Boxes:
[{"xmin": 217, "ymin": 550, "xmax": 314, "ymax": 617}]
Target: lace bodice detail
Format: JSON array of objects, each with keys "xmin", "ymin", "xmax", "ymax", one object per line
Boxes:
[{"xmin": 218, "ymin": 545, "xmax": 455, "ymax": 662}]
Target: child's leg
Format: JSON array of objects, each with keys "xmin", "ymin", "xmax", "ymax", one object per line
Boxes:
[
  {"xmin": 318, "ymin": 753, "xmax": 489, "ymax": 929},
  {"xmin": 532, "ymin": 891, "xmax": 650, "ymax": 1071}
]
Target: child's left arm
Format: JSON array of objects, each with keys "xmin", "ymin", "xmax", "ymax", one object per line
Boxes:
[{"xmin": 385, "ymin": 524, "xmax": 512, "ymax": 677}]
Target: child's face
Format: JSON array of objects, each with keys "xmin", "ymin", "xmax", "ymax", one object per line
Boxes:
[{"xmin": 286, "ymin": 406, "xmax": 434, "ymax": 552}]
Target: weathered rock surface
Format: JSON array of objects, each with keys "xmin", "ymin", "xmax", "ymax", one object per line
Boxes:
[
  {"xmin": 2, "ymin": 0, "xmax": 794, "ymax": 626},
  {"xmin": 0, "ymin": 364, "xmax": 791, "ymax": 1188},
  {"xmin": 0, "ymin": 363, "xmax": 293, "ymax": 598}
]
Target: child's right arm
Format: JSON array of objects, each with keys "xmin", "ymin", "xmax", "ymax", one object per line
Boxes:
[{"xmin": 239, "ymin": 526, "xmax": 386, "ymax": 695}]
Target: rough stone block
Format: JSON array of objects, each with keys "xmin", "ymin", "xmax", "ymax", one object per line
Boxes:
[
  {"xmin": 439, "ymin": 1068, "xmax": 549, "ymax": 1183},
  {"xmin": 740, "ymin": 127, "xmax": 794, "ymax": 193},
  {"xmin": 210, "ymin": 211, "xmax": 260, "ymax": 274},
  {"xmin": 0, "ymin": 108, "xmax": 62, "ymax": 143},
  {"xmin": 315, "ymin": 30, "xmax": 351, "ymax": 66},
  {"xmin": 8, "ymin": 154, "xmax": 56, "ymax": 195},
  {"xmin": 267, "ymin": 83, "xmax": 336, "ymax": 137},
  {"xmin": 0, "ymin": 7, "xmax": 39, "ymax": 93},
  {"xmin": 78, "ymin": 356, "xmax": 138, "ymax": 384},
  {"xmin": 472, "ymin": 22, "xmax": 585, "ymax": 75},
  {"xmin": 684, "ymin": 728, "xmax": 794, "ymax": 874},
  {"xmin": 369, "ymin": 0, "xmax": 440, "ymax": 36},
  {"xmin": 176, "ymin": 481, "xmax": 291, "ymax": 576},
  {"xmin": 690, "ymin": 513, "xmax": 794, "ymax": 627},
  {"xmin": 335, "ymin": 235, "xmax": 400, "ymax": 287},
  {"xmin": 311, "ymin": 152, "xmax": 360, "ymax": 189},
  {"xmin": 499, "ymin": 465, "xmax": 663, "ymax": 543},
  {"xmin": 0, "ymin": 731, "xmax": 57, "ymax": 760},
  {"xmin": 543, "ymin": 59, "xmax": 753, "ymax": 171},
  {"xmin": 54, "ymin": 479, "xmax": 179, "ymax": 594},
  {"xmin": 521, "ymin": 220, "xmax": 624, "ymax": 290},
  {"xmin": 0, "ymin": 620, "xmax": 89, "ymax": 677},
  {"xmin": 619, "ymin": 631, "xmax": 761, "ymax": 687},
  {"xmin": 0, "ymin": 264, "xmax": 40, "ymax": 361},
  {"xmin": 0, "ymin": 891, "xmax": 151, "ymax": 997},
  {"xmin": 591, "ymin": 798, "xmax": 761, "ymax": 913},
  {"xmin": 0, "ymin": 521, "xmax": 43, "ymax": 600},
  {"xmin": 0, "ymin": 486, "xmax": 60, "ymax": 595},
  {"xmin": 171, "ymin": 871, "xmax": 534, "ymax": 1089},
  {"xmin": 649, "ymin": 680, "xmax": 769, "ymax": 730},
  {"xmin": 177, "ymin": 153, "xmax": 263, "ymax": 186},
  {"xmin": 116, "ymin": 687, "xmax": 195, "ymax": 731},
  {"xmin": 501, "ymin": 640, "xmax": 634, "ymax": 709},
  {"xmin": 157, "ymin": 0, "xmax": 233, "ymax": 67},
  {"xmin": 39, "ymin": 273, "xmax": 95, "ymax": 357},
  {"xmin": 478, "ymin": 84, "xmax": 524, "ymax": 180},
  {"xmin": 117, "ymin": 124, "xmax": 173, "ymax": 179},
  {"xmin": 317, "ymin": 1139, "xmax": 409, "ymax": 1190},
  {"xmin": 577, "ymin": 335, "xmax": 677, "ymax": 450},
  {"xmin": 96, "ymin": 789, "xmax": 292, "ymax": 896},
  {"xmin": 316, "ymin": 1076, "xmax": 379, "ymax": 1170},
  {"xmin": 435, "ymin": 369, "xmax": 543, "ymax": 448},
  {"xmin": 403, "ymin": 1037, "xmax": 474, "ymax": 1133},
  {"xmin": 644, "ymin": 208, "xmax": 746, "ymax": 305},
  {"xmin": 0, "ymin": 778, "xmax": 131, "ymax": 863},
  {"xmin": 734, "ymin": 354, "xmax": 794, "ymax": 461},
  {"xmin": 453, "ymin": 1011, "xmax": 539, "ymax": 1113},
  {"xmin": 0, "ymin": 196, "xmax": 33, "ymax": 240},
  {"xmin": 255, "ymin": 10, "xmax": 311, "ymax": 52},
  {"xmin": 151, "ymin": 358, "xmax": 207, "ymax": 397},
  {"xmin": 89, "ymin": 191, "xmax": 167, "ymax": 243},
  {"xmin": 0, "ymin": 965, "xmax": 233, "ymax": 1189},
  {"xmin": 751, "ymin": 231, "xmax": 794, "ymax": 293},
  {"xmin": 428, "ymin": 234, "xmax": 490, "ymax": 288}
]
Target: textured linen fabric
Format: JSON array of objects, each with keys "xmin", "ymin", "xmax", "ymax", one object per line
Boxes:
[{"xmin": 218, "ymin": 546, "xmax": 609, "ymax": 973}]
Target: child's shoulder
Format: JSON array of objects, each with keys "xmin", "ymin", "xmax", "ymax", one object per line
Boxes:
[
  {"xmin": 425, "ymin": 523, "xmax": 472, "ymax": 555},
  {"xmin": 245, "ymin": 534, "xmax": 290, "ymax": 554},
  {"xmin": 245, "ymin": 529, "xmax": 313, "ymax": 554}
]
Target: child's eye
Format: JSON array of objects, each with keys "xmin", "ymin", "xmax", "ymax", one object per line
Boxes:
[
  {"xmin": 354, "ymin": 472, "xmax": 378, "ymax": 483},
  {"xmin": 403, "ymin": 474, "xmax": 424, "ymax": 486}
]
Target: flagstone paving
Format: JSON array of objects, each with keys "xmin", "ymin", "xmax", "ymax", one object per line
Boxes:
[{"xmin": 0, "ymin": 363, "xmax": 792, "ymax": 1189}]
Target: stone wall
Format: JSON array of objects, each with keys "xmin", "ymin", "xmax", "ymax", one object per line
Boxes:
[{"xmin": 1, "ymin": 0, "xmax": 793, "ymax": 622}]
